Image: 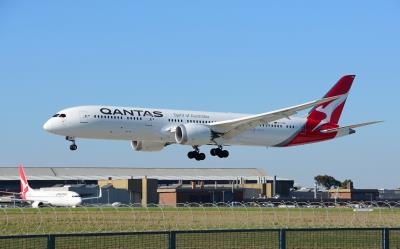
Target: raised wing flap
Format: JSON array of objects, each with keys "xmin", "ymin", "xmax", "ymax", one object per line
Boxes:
[{"xmin": 209, "ymin": 95, "xmax": 344, "ymax": 140}]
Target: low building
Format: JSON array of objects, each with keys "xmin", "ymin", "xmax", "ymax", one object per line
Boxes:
[
  {"xmin": 328, "ymin": 188, "xmax": 379, "ymax": 201},
  {"xmin": 378, "ymin": 189, "xmax": 400, "ymax": 200},
  {"xmin": 158, "ymin": 183, "xmax": 244, "ymax": 206},
  {"xmin": 290, "ymin": 188, "xmax": 330, "ymax": 200}
]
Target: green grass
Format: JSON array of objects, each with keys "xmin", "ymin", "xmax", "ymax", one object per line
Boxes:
[{"xmin": 1, "ymin": 207, "xmax": 400, "ymax": 236}]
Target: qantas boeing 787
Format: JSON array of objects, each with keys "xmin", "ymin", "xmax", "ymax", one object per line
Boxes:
[{"xmin": 43, "ymin": 75, "xmax": 381, "ymax": 161}]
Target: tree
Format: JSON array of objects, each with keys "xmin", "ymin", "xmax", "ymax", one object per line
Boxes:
[
  {"xmin": 341, "ymin": 179, "xmax": 354, "ymax": 189},
  {"xmin": 314, "ymin": 175, "xmax": 341, "ymax": 189}
]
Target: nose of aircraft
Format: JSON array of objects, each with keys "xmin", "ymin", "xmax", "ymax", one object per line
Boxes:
[{"xmin": 43, "ymin": 119, "xmax": 53, "ymax": 132}]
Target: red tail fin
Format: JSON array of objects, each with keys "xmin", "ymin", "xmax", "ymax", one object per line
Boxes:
[
  {"xmin": 308, "ymin": 75, "xmax": 355, "ymax": 129},
  {"xmin": 282, "ymin": 75, "xmax": 356, "ymax": 147},
  {"xmin": 19, "ymin": 164, "xmax": 31, "ymax": 200}
]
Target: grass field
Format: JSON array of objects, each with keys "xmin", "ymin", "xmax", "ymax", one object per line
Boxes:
[{"xmin": 1, "ymin": 206, "xmax": 400, "ymax": 236}]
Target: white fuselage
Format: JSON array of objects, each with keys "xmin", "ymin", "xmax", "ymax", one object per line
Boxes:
[
  {"xmin": 25, "ymin": 189, "xmax": 82, "ymax": 207},
  {"xmin": 43, "ymin": 106, "xmax": 307, "ymax": 147}
]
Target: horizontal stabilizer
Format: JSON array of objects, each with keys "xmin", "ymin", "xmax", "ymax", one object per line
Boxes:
[{"xmin": 320, "ymin": 121, "xmax": 383, "ymax": 133}]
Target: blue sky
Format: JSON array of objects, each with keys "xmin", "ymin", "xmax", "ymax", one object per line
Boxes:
[{"xmin": 0, "ymin": 1, "xmax": 399, "ymax": 188}]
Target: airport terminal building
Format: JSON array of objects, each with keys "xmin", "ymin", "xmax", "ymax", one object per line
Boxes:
[{"xmin": 0, "ymin": 167, "xmax": 294, "ymax": 205}]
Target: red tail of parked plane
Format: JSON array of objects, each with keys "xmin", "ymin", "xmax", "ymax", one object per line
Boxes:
[{"xmin": 19, "ymin": 164, "xmax": 32, "ymax": 200}]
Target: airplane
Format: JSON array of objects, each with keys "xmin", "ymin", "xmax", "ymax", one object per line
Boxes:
[
  {"xmin": 43, "ymin": 75, "xmax": 381, "ymax": 161},
  {"xmin": 0, "ymin": 165, "xmax": 102, "ymax": 208}
]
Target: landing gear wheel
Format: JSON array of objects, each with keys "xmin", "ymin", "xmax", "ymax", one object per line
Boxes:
[
  {"xmin": 188, "ymin": 146, "xmax": 205, "ymax": 160},
  {"xmin": 195, "ymin": 153, "xmax": 206, "ymax": 161},
  {"xmin": 210, "ymin": 148, "xmax": 216, "ymax": 156},
  {"xmin": 66, "ymin": 136, "xmax": 77, "ymax": 151},
  {"xmin": 188, "ymin": 151, "xmax": 196, "ymax": 159},
  {"xmin": 211, "ymin": 147, "xmax": 229, "ymax": 158},
  {"xmin": 70, "ymin": 144, "xmax": 78, "ymax": 151}
]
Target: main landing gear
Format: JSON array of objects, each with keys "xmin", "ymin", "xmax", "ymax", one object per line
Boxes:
[
  {"xmin": 187, "ymin": 146, "xmax": 229, "ymax": 160},
  {"xmin": 66, "ymin": 136, "xmax": 77, "ymax": 151},
  {"xmin": 187, "ymin": 146, "xmax": 206, "ymax": 161},
  {"xmin": 210, "ymin": 146, "xmax": 229, "ymax": 158}
]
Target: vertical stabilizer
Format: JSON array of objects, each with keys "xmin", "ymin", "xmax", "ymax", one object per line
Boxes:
[
  {"xmin": 19, "ymin": 164, "xmax": 32, "ymax": 200},
  {"xmin": 283, "ymin": 75, "xmax": 356, "ymax": 146},
  {"xmin": 307, "ymin": 75, "xmax": 355, "ymax": 131}
]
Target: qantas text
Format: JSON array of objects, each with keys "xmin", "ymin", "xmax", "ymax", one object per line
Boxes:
[{"xmin": 100, "ymin": 108, "xmax": 163, "ymax": 117}]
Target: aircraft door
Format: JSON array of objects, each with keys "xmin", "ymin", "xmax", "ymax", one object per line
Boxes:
[
  {"xmin": 145, "ymin": 117, "xmax": 154, "ymax": 127},
  {"xmin": 80, "ymin": 111, "xmax": 90, "ymax": 124}
]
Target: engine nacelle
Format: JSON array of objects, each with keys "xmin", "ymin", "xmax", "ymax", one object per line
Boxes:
[
  {"xmin": 175, "ymin": 124, "xmax": 212, "ymax": 145},
  {"xmin": 131, "ymin": 141, "xmax": 165, "ymax": 152},
  {"xmin": 32, "ymin": 201, "xmax": 43, "ymax": 208}
]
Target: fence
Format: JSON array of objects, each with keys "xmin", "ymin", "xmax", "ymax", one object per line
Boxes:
[
  {"xmin": 1, "ymin": 201, "xmax": 400, "ymax": 235},
  {"xmin": 0, "ymin": 228, "xmax": 399, "ymax": 249}
]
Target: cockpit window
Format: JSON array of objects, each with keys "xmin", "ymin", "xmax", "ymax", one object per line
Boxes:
[
  {"xmin": 59, "ymin": 114, "xmax": 66, "ymax": 118},
  {"xmin": 72, "ymin": 195, "xmax": 80, "ymax": 197},
  {"xmin": 52, "ymin": 114, "xmax": 59, "ymax": 117}
]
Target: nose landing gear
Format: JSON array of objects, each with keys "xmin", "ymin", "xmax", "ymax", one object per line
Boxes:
[
  {"xmin": 210, "ymin": 146, "xmax": 229, "ymax": 158},
  {"xmin": 66, "ymin": 136, "xmax": 77, "ymax": 151},
  {"xmin": 187, "ymin": 146, "xmax": 206, "ymax": 161}
]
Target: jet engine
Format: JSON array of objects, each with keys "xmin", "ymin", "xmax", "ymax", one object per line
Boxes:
[
  {"xmin": 175, "ymin": 124, "xmax": 213, "ymax": 145},
  {"xmin": 131, "ymin": 141, "xmax": 165, "ymax": 152},
  {"xmin": 32, "ymin": 201, "xmax": 44, "ymax": 208}
]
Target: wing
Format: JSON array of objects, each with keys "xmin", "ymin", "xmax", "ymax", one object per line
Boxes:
[
  {"xmin": 0, "ymin": 190, "xmax": 21, "ymax": 195},
  {"xmin": 208, "ymin": 95, "xmax": 343, "ymax": 140},
  {"xmin": 81, "ymin": 188, "xmax": 102, "ymax": 200},
  {"xmin": 320, "ymin": 121, "xmax": 383, "ymax": 133},
  {"xmin": 0, "ymin": 191, "xmax": 25, "ymax": 203}
]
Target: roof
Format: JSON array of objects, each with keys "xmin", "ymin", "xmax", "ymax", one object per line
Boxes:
[{"xmin": 0, "ymin": 167, "xmax": 274, "ymax": 181}]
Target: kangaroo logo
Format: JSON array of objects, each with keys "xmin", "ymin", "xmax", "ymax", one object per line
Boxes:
[
  {"xmin": 19, "ymin": 166, "xmax": 29, "ymax": 200},
  {"xmin": 312, "ymin": 94, "xmax": 348, "ymax": 131},
  {"xmin": 21, "ymin": 179, "xmax": 29, "ymax": 199}
]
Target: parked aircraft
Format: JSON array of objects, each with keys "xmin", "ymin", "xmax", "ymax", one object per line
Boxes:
[{"xmin": 0, "ymin": 165, "xmax": 101, "ymax": 208}]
